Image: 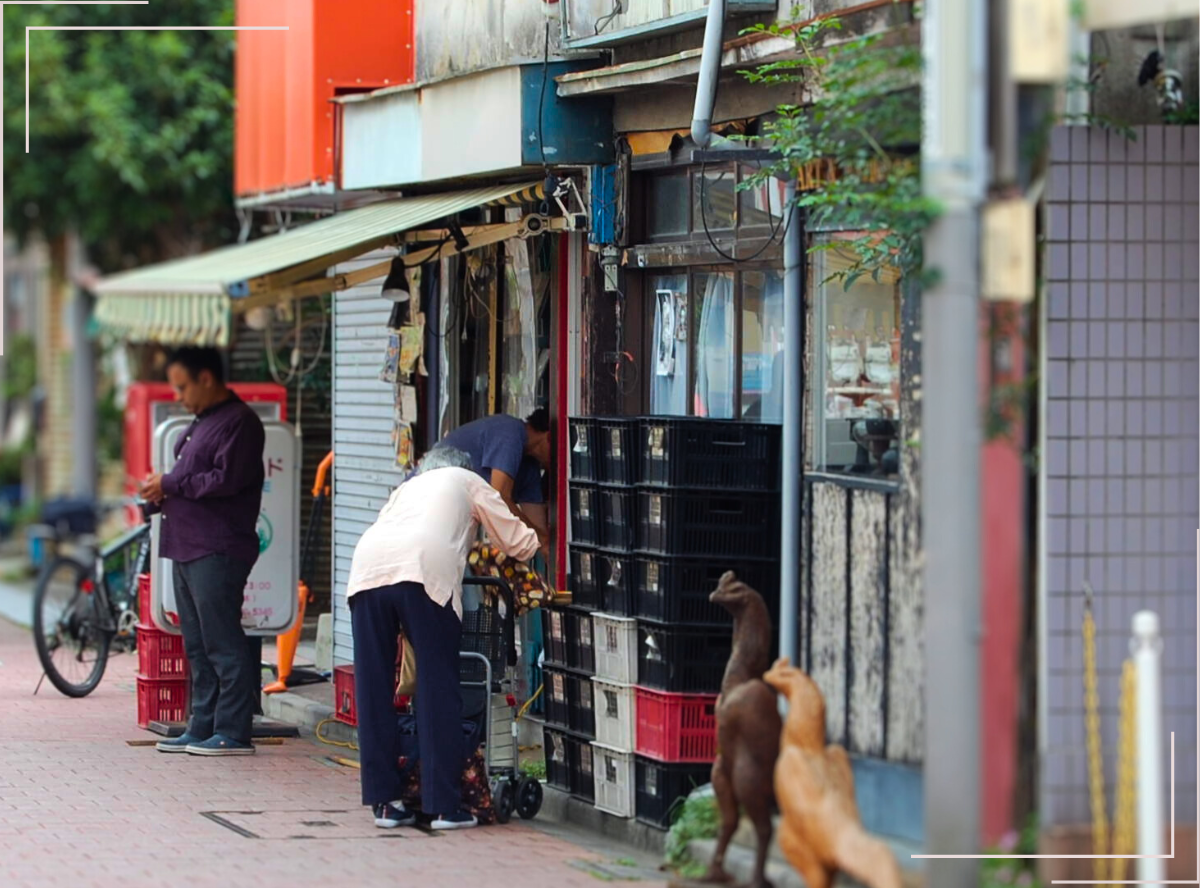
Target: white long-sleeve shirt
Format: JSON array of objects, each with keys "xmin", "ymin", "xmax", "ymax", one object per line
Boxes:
[{"xmin": 346, "ymin": 466, "xmax": 540, "ymax": 617}]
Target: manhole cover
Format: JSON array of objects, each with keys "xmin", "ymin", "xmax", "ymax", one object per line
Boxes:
[{"xmin": 202, "ymin": 809, "xmax": 440, "ymax": 840}]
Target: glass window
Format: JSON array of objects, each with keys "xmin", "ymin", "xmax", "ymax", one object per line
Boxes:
[
  {"xmin": 693, "ymin": 271, "xmax": 736, "ymax": 418},
  {"xmin": 737, "ymin": 173, "xmax": 786, "ymax": 229},
  {"xmin": 741, "ymin": 269, "xmax": 785, "ymax": 423},
  {"xmin": 812, "ymin": 243, "xmax": 902, "ymax": 477},
  {"xmin": 692, "ymin": 166, "xmax": 736, "ymax": 231},
  {"xmin": 647, "ymin": 173, "xmax": 689, "ymax": 236},
  {"xmin": 650, "ymin": 274, "xmax": 689, "ymax": 416}
]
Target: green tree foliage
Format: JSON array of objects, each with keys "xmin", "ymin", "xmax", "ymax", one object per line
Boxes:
[
  {"xmin": 741, "ymin": 12, "xmax": 938, "ymax": 286},
  {"xmin": 3, "ymin": 1, "xmax": 237, "ymax": 271}
]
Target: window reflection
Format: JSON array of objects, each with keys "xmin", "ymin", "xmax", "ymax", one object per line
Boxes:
[
  {"xmin": 813, "ymin": 245, "xmax": 902, "ymax": 477},
  {"xmin": 693, "ymin": 271, "xmax": 735, "ymax": 418},
  {"xmin": 741, "ymin": 270, "xmax": 785, "ymax": 423}
]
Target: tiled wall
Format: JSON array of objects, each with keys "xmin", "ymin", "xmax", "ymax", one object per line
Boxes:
[{"xmin": 1043, "ymin": 125, "xmax": 1199, "ymax": 825}]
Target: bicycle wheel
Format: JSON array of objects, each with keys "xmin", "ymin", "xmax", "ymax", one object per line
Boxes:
[{"xmin": 32, "ymin": 557, "xmax": 110, "ymax": 697}]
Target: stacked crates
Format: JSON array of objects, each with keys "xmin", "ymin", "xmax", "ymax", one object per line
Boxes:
[
  {"xmin": 563, "ymin": 417, "xmax": 640, "ymax": 816},
  {"xmin": 547, "ymin": 422, "xmax": 600, "ymax": 805},
  {"xmin": 565, "ymin": 416, "xmax": 781, "ymax": 823},
  {"xmin": 632, "ymin": 417, "xmax": 783, "ymax": 829},
  {"xmin": 135, "ymin": 573, "xmax": 190, "ymax": 728}
]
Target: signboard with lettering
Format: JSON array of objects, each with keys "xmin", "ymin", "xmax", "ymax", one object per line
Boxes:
[{"xmin": 148, "ymin": 417, "xmax": 300, "ymax": 636}]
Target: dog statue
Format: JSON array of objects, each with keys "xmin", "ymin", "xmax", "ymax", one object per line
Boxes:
[
  {"xmin": 763, "ymin": 657, "xmax": 902, "ymax": 888},
  {"xmin": 701, "ymin": 572, "xmax": 782, "ymax": 888}
]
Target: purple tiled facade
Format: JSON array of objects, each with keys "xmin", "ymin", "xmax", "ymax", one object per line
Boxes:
[{"xmin": 1043, "ymin": 125, "xmax": 1199, "ymax": 825}]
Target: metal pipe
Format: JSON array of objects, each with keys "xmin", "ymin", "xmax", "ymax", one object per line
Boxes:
[
  {"xmin": 690, "ymin": 0, "xmax": 726, "ymax": 149},
  {"xmin": 1133, "ymin": 610, "xmax": 1165, "ymax": 882},
  {"xmin": 921, "ymin": 0, "xmax": 987, "ymax": 881},
  {"xmin": 70, "ymin": 287, "xmax": 97, "ymax": 500},
  {"xmin": 779, "ymin": 184, "xmax": 803, "ymax": 667}
]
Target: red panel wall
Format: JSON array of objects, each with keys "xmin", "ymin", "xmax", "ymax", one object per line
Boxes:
[{"xmin": 234, "ymin": 0, "xmax": 414, "ymax": 199}]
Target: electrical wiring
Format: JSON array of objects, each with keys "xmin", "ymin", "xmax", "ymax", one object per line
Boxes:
[
  {"xmin": 698, "ymin": 160, "xmax": 789, "ymax": 263},
  {"xmin": 538, "ymin": 21, "xmax": 550, "ymax": 174},
  {"xmin": 594, "ymin": 0, "xmax": 622, "ymax": 35}
]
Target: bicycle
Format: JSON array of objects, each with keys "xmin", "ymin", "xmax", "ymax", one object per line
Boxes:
[{"xmin": 31, "ymin": 503, "xmax": 153, "ymax": 697}]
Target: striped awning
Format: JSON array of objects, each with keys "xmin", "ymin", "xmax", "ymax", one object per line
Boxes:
[{"xmin": 92, "ymin": 181, "xmax": 541, "ymax": 346}]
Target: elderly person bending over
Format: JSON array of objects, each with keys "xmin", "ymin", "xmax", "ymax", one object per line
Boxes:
[{"xmin": 346, "ymin": 446, "xmax": 538, "ymax": 831}]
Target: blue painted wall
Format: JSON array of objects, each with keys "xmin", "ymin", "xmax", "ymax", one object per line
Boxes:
[{"xmin": 520, "ymin": 61, "xmax": 613, "ymax": 168}]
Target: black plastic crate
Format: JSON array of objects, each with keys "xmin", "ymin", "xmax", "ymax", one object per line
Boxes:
[
  {"xmin": 572, "ymin": 735, "xmax": 596, "ymax": 803},
  {"xmin": 637, "ymin": 622, "xmax": 732, "ymax": 694},
  {"xmin": 543, "ymin": 667, "xmax": 571, "ymax": 729},
  {"xmin": 570, "ymin": 483, "xmax": 600, "ymax": 546},
  {"xmin": 568, "ymin": 545, "xmax": 601, "ymax": 610},
  {"xmin": 636, "ymin": 488, "xmax": 780, "ymax": 559},
  {"xmin": 567, "ymin": 671, "xmax": 596, "ymax": 737},
  {"xmin": 569, "ymin": 417, "xmax": 599, "ymax": 482},
  {"xmin": 597, "ymin": 548, "xmax": 636, "ymax": 616},
  {"xmin": 635, "ymin": 757, "xmax": 714, "ymax": 830},
  {"xmin": 566, "ymin": 607, "xmax": 596, "ymax": 674},
  {"xmin": 635, "ymin": 555, "xmax": 780, "ymax": 627},
  {"xmin": 597, "ymin": 417, "xmax": 640, "ymax": 484},
  {"xmin": 542, "ymin": 608, "xmax": 569, "ymax": 669},
  {"xmin": 597, "ymin": 484, "xmax": 638, "ymax": 551},
  {"xmin": 544, "ymin": 727, "xmax": 572, "ymax": 792},
  {"xmin": 641, "ymin": 418, "xmax": 781, "ymax": 490}
]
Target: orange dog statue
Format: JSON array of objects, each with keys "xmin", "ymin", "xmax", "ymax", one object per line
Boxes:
[{"xmin": 763, "ymin": 657, "xmax": 902, "ymax": 888}]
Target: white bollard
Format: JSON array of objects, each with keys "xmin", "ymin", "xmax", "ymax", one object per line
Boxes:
[{"xmin": 1132, "ymin": 610, "xmax": 1165, "ymax": 883}]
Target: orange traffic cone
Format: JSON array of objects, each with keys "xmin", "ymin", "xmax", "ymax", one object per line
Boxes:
[{"xmin": 263, "ymin": 581, "xmax": 311, "ymax": 694}]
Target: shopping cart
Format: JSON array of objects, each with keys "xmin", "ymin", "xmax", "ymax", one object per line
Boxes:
[{"xmin": 398, "ymin": 575, "xmax": 543, "ymax": 823}]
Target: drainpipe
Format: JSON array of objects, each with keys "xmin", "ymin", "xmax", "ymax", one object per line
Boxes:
[
  {"xmin": 779, "ymin": 185, "xmax": 803, "ymax": 667},
  {"xmin": 690, "ymin": 0, "xmax": 726, "ymax": 149},
  {"xmin": 922, "ymin": 0, "xmax": 987, "ymax": 882}
]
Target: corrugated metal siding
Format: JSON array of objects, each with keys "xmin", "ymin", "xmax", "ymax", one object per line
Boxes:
[
  {"xmin": 331, "ymin": 248, "xmax": 404, "ymax": 665},
  {"xmin": 229, "ymin": 310, "xmax": 334, "ymax": 614}
]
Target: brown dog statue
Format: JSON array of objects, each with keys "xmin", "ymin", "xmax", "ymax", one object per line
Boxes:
[
  {"xmin": 702, "ymin": 571, "xmax": 782, "ymax": 888},
  {"xmin": 763, "ymin": 657, "xmax": 902, "ymax": 888}
]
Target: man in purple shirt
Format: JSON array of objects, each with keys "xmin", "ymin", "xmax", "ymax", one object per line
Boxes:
[{"xmin": 139, "ymin": 347, "xmax": 266, "ymax": 756}]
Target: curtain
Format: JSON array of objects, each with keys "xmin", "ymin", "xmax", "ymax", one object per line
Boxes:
[{"xmin": 695, "ymin": 273, "xmax": 735, "ymax": 418}]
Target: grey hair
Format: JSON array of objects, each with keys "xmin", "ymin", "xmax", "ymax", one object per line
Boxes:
[{"xmin": 413, "ymin": 445, "xmax": 474, "ymax": 476}]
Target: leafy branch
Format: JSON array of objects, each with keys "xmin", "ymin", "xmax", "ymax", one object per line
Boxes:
[{"xmin": 739, "ymin": 12, "xmax": 938, "ymax": 287}]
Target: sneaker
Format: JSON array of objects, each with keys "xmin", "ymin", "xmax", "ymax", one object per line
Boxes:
[
  {"xmin": 156, "ymin": 732, "xmax": 209, "ymax": 753},
  {"xmin": 431, "ymin": 811, "xmax": 478, "ymax": 831},
  {"xmin": 185, "ymin": 734, "xmax": 256, "ymax": 756},
  {"xmin": 373, "ymin": 802, "xmax": 416, "ymax": 829}
]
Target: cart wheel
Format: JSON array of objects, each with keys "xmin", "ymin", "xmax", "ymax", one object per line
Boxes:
[
  {"xmin": 516, "ymin": 776, "xmax": 543, "ymax": 820},
  {"xmin": 495, "ymin": 779, "xmax": 516, "ymax": 824}
]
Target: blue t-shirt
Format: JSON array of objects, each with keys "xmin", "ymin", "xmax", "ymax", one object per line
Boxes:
[{"xmin": 440, "ymin": 414, "xmax": 544, "ymax": 504}]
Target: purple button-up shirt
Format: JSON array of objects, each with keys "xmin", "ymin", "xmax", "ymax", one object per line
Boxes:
[{"xmin": 158, "ymin": 394, "xmax": 266, "ymax": 567}]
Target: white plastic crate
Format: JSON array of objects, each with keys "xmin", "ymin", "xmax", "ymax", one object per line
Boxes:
[
  {"xmin": 593, "ymin": 613, "xmax": 638, "ymax": 684},
  {"xmin": 591, "ymin": 741, "xmax": 635, "ymax": 818},
  {"xmin": 489, "ymin": 693, "xmax": 516, "ymax": 770},
  {"xmin": 591, "ymin": 677, "xmax": 635, "ymax": 751}
]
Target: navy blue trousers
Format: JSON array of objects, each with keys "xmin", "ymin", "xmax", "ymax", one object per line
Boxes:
[{"xmin": 349, "ymin": 581, "xmax": 463, "ymax": 815}]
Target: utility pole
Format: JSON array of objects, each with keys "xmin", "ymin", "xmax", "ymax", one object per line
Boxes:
[{"xmin": 921, "ymin": 0, "xmax": 987, "ymax": 884}]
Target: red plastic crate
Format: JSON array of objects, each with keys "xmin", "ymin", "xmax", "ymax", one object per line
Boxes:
[
  {"xmin": 137, "ymin": 573, "xmax": 151, "ymax": 623},
  {"xmin": 333, "ymin": 664, "xmax": 357, "ymax": 726},
  {"xmin": 635, "ymin": 687, "xmax": 718, "ymax": 763},
  {"xmin": 136, "ymin": 676, "xmax": 189, "ymax": 729},
  {"xmin": 137, "ymin": 624, "xmax": 189, "ymax": 679}
]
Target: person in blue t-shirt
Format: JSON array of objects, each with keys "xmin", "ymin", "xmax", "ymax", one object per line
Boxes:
[{"xmin": 438, "ymin": 408, "xmax": 552, "ymax": 561}]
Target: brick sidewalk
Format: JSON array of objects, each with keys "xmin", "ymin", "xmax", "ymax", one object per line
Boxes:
[{"xmin": 0, "ymin": 617, "xmax": 664, "ymax": 888}]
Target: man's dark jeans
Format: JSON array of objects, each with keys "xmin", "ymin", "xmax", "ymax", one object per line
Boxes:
[{"xmin": 173, "ymin": 554, "xmax": 256, "ymax": 744}]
